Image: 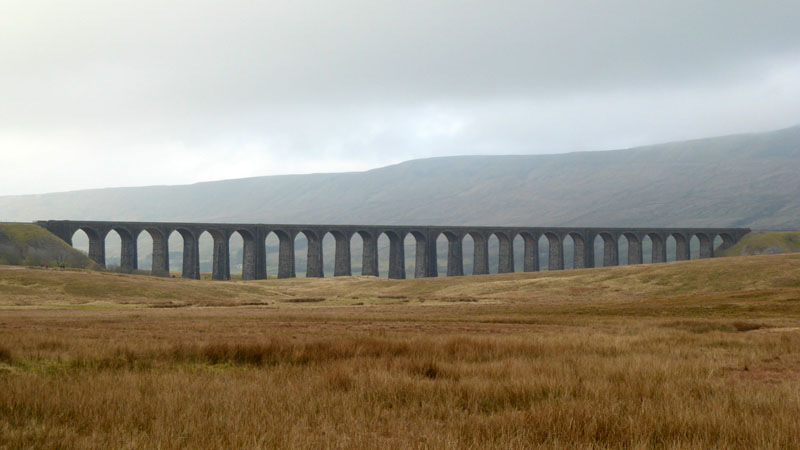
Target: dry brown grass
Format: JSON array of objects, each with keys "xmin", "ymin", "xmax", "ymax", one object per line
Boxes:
[{"xmin": 1, "ymin": 254, "xmax": 800, "ymax": 448}]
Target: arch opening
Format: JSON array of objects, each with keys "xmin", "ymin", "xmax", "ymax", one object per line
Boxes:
[
  {"xmin": 137, "ymin": 230, "xmax": 153, "ymax": 271},
  {"xmin": 665, "ymin": 234, "xmax": 677, "ymax": 262},
  {"xmin": 440, "ymin": 232, "xmax": 460, "ymax": 277},
  {"xmin": 104, "ymin": 230, "xmax": 122, "ymax": 269},
  {"xmin": 293, "ymin": 232, "xmax": 309, "ymax": 278},
  {"xmin": 197, "ymin": 231, "xmax": 215, "ymax": 279},
  {"xmin": 487, "ymin": 234, "xmax": 499, "ymax": 274},
  {"xmin": 377, "ymin": 232, "xmax": 391, "ymax": 277},
  {"xmin": 70, "ymin": 229, "xmax": 90, "ymax": 257},
  {"xmin": 167, "ymin": 229, "xmax": 189, "ymax": 278},
  {"xmin": 689, "ymin": 235, "xmax": 700, "ymax": 260},
  {"xmin": 458, "ymin": 233, "xmax": 474, "ymax": 276},
  {"xmin": 351, "ymin": 232, "xmax": 366, "ymax": 276},
  {"xmin": 265, "ymin": 231, "xmax": 281, "ymax": 279},
  {"xmin": 641, "ymin": 235, "xmax": 653, "ymax": 264},
  {"xmin": 231, "ymin": 230, "xmax": 253, "ymax": 279},
  {"xmin": 618, "ymin": 234, "xmax": 630, "ymax": 266},
  {"xmin": 562, "ymin": 234, "xmax": 575, "ymax": 270}
]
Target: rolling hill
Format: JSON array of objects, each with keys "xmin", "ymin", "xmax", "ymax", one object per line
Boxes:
[
  {"xmin": 1, "ymin": 124, "xmax": 799, "ymax": 229},
  {"xmin": 0, "ymin": 223, "xmax": 97, "ymax": 268}
]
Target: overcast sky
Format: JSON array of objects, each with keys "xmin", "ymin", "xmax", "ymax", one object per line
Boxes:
[{"xmin": 2, "ymin": 1, "xmax": 800, "ymax": 195}]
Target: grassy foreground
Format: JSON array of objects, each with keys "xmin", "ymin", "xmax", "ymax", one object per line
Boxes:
[{"xmin": 1, "ymin": 254, "xmax": 800, "ymax": 449}]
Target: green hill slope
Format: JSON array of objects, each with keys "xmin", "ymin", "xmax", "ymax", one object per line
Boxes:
[
  {"xmin": 0, "ymin": 224, "xmax": 97, "ymax": 268},
  {"xmin": 720, "ymin": 231, "xmax": 800, "ymax": 256}
]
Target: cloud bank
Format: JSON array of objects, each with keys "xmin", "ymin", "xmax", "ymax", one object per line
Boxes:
[{"xmin": 2, "ymin": 0, "xmax": 799, "ymax": 194}]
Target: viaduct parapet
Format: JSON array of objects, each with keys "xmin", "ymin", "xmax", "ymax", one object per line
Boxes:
[{"xmin": 36, "ymin": 220, "xmax": 750, "ymax": 281}]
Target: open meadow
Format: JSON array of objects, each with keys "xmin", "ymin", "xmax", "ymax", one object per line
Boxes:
[{"xmin": 1, "ymin": 254, "xmax": 800, "ymax": 449}]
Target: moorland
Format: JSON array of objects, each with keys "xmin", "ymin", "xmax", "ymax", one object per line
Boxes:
[{"xmin": 1, "ymin": 253, "xmax": 800, "ymax": 449}]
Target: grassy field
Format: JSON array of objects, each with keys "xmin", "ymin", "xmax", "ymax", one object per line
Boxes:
[{"xmin": 1, "ymin": 254, "xmax": 800, "ymax": 449}]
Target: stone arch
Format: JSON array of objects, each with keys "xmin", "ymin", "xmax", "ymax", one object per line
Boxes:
[
  {"xmin": 598, "ymin": 232, "xmax": 619, "ymax": 267},
  {"xmin": 328, "ymin": 229, "xmax": 353, "ymax": 277},
  {"xmin": 357, "ymin": 230, "xmax": 379, "ymax": 277},
  {"xmin": 640, "ymin": 234, "xmax": 653, "ymax": 264},
  {"xmin": 623, "ymin": 232, "xmax": 643, "ymax": 265},
  {"xmin": 410, "ymin": 230, "xmax": 436, "ymax": 278},
  {"xmin": 694, "ymin": 232, "xmax": 714, "ymax": 259},
  {"xmin": 380, "ymin": 230, "xmax": 407, "ymax": 279},
  {"xmin": 442, "ymin": 231, "xmax": 464, "ymax": 277},
  {"xmin": 202, "ymin": 228, "xmax": 232, "ymax": 281},
  {"xmin": 234, "ymin": 228, "xmax": 262, "ymax": 280},
  {"xmin": 468, "ymin": 231, "xmax": 490, "ymax": 275},
  {"xmin": 568, "ymin": 232, "xmax": 591, "ymax": 269},
  {"xmin": 171, "ymin": 228, "xmax": 200, "ymax": 279},
  {"xmin": 71, "ymin": 226, "xmax": 109, "ymax": 267},
  {"xmin": 144, "ymin": 227, "xmax": 170, "ymax": 276},
  {"xmin": 111, "ymin": 226, "xmax": 141, "ymax": 272},
  {"xmin": 300, "ymin": 229, "xmax": 323, "ymax": 278},
  {"xmin": 647, "ymin": 232, "xmax": 666, "ymax": 263},
  {"xmin": 715, "ymin": 232, "xmax": 736, "ymax": 255},
  {"xmin": 492, "ymin": 231, "xmax": 515, "ymax": 273},
  {"xmin": 671, "ymin": 232, "xmax": 690, "ymax": 261},
  {"xmin": 271, "ymin": 229, "xmax": 298, "ymax": 278},
  {"xmin": 543, "ymin": 231, "xmax": 563, "ymax": 271},
  {"xmin": 519, "ymin": 231, "xmax": 540, "ymax": 272}
]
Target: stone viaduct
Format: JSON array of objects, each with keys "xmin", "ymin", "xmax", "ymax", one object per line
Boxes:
[{"xmin": 36, "ymin": 220, "xmax": 750, "ymax": 281}]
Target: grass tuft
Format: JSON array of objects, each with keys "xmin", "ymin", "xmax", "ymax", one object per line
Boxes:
[
  {"xmin": 0, "ymin": 345, "xmax": 12, "ymax": 363},
  {"xmin": 732, "ymin": 321, "xmax": 770, "ymax": 332}
]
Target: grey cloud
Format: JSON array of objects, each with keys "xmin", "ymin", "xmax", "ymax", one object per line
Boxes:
[{"xmin": 1, "ymin": 0, "xmax": 800, "ymax": 195}]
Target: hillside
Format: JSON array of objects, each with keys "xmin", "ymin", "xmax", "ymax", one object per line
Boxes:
[
  {"xmin": 720, "ymin": 230, "xmax": 800, "ymax": 256},
  {"xmin": 0, "ymin": 223, "xmax": 96, "ymax": 269},
  {"xmin": 1, "ymin": 125, "xmax": 799, "ymax": 228}
]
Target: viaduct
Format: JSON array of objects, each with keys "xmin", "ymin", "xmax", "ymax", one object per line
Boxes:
[{"xmin": 36, "ymin": 220, "xmax": 750, "ymax": 281}]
